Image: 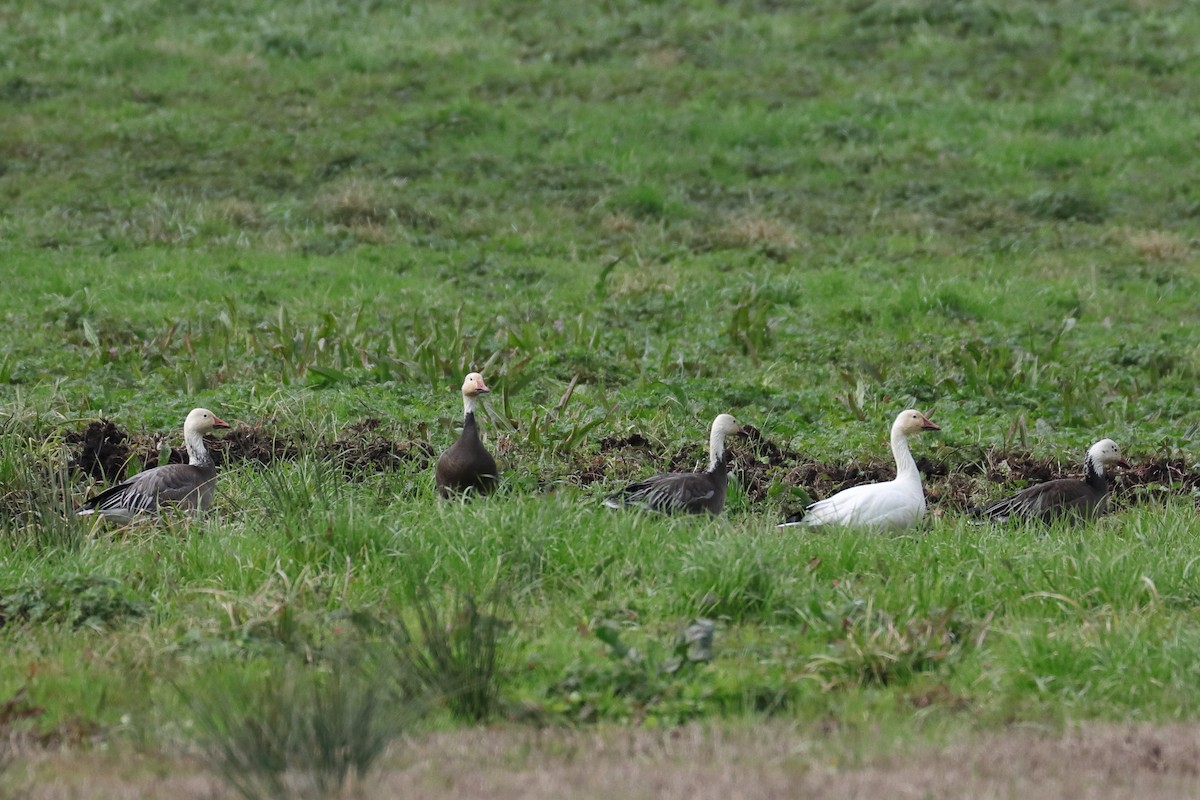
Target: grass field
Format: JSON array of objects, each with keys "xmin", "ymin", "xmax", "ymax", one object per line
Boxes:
[{"xmin": 4, "ymin": 0, "xmax": 1200, "ymax": 796}]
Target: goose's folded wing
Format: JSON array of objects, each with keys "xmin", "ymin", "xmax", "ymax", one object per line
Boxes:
[
  {"xmin": 605, "ymin": 472, "xmax": 716, "ymax": 514},
  {"xmin": 977, "ymin": 478, "xmax": 1098, "ymax": 522},
  {"xmin": 799, "ymin": 483, "xmax": 877, "ymax": 527},
  {"xmin": 800, "ymin": 483, "xmax": 923, "ymax": 530},
  {"xmin": 81, "ymin": 464, "xmax": 211, "ymax": 515}
]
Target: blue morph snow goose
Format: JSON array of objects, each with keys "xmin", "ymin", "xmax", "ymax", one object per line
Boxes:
[
  {"xmin": 435, "ymin": 372, "xmax": 499, "ymax": 498},
  {"xmin": 972, "ymin": 438, "xmax": 1128, "ymax": 523},
  {"xmin": 780, "ymin": 409, "xmax": 940, "ymax": 531},
  {"xmin": 604, "ymin": 413, "xmax": 744, "ymax": 515},
  {"xmin": 77, "ymin": 408, "xmax": 231, "ymax": 522}
]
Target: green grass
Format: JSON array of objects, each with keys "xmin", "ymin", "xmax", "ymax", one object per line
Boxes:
[{"xmin": 3, "ymin": 0, "xmax": 1200, "ymax": 787}]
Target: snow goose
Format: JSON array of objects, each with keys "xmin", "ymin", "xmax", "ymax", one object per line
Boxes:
[
  {"xmin": 972, "ymin": 438, "xmax": 1128, "ymax": 523},
  {"xmin": 77, "ymin": 407, "xmax": 231, "ymax": 522},
  {"xmin": 435, "ymin": 372, "xmax": 499, "ymax": 497},
  {"xmin": 780, "ymin": 409, "xmax": 940, "ymax": 531},
  {"xmin": 604, "ymin": 413, "xmax": 744, "ymax": 515}
]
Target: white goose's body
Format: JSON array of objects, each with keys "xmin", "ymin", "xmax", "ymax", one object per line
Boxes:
[
  {"xmin": 77, "ymin": 408, "xmax": 230, "ymax": 523},
  {"xmin": 781, "ymin": 410, "xmax": 940, "ymax": 532}
]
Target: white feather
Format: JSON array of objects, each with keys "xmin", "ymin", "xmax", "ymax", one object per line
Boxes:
[{"xmin": 780, "ymin": 409, "xmax": 938, "ymax": 532}]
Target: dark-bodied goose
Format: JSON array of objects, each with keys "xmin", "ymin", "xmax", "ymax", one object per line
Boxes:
[
  {"xmin": 972, "ymin": 438, "xmax": 1128, "ymax": 523},
  {"xmin": 780, "ymin": 409, "xmax": 940, "ymax": 531},
  {"xmin": 77, "ymin": 408, "xmax": 231, "ymax": 522},
  {"xmin": 604, "ymin": 413, "xmax": 744, "ymax": 515},
  {"xmin": 435, "ymin": 372, "xmax": 499, "ymax": 498}
]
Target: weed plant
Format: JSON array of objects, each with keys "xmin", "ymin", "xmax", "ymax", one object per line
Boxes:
[
  {"xmin": 391, "ymin": 586, "xmax": 511, "ymax": 723},
  {"xmin": 184, "ymin": 650, "xmax": 408, "ymax": 800}
]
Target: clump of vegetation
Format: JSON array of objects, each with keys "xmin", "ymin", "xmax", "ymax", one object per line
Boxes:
[
  {"xmin": 679, "ymin": 537, "xmax": 789, "ymax": 621},
  {"xmin": 805, "ymin": 602, "xmax": 967, "ymax": 690},
  {"xmin": 550, "ymin": 619, "xmax": 719, "ymax": 725},
  {"xmin": 0, "ymin": 415, "xmax": 85, "ymax": 552},
  {"xmin": 392, "ymin": 588, "xmax": 512, "ymax": 723},
  {"xmin": 1, "ymin": 574, "xmax": 146, "ymax": 629},
  {"xmin": 184, "ymin": 651, "xmax": 408, "ymax": 800}
]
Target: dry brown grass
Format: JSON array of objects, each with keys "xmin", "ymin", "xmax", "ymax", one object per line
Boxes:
[
  {"xmin": 636, "ymin": 47, "xmax": 686, "ymax": 69},
  {"xmin": 314, "ymin": 178, "xmax": 394, "ymax": 227},
  {"xmin": 600, "ymin": 213, "xmax": 638, "ymax": 234},
  {"xmin": 713, "ymin": 214, "xmax": 798, "ymax": 252},
  {"xmin": 11, "ymin": 722, "xmax": 1200, "ymax": 799},
  {"xmin": 215, "ymin": 198, "xmax": 262, "ymax": 229},
  {"xmin": 1112, "ymin": 227, "xmax": 1191, "ymax": 261}
]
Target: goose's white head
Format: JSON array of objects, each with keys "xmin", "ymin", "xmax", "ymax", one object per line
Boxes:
[
  {"xmin": 184, "ymin": 407, "xmax": 231, "ymax": 435},
  {"xmin": 711, "ymin": 413, "xmax": 744, "ymax": 438},
  {"xmin": 1088, "ymin": 438, "xmax": 1129, "ymax": 469},
  {"xmin": 461, "ymin": 372, "xmax": 490, "ymax": 397},
  {"xmin": 892, "ymin": 409, "xmax": 940, "ymax": 436}
]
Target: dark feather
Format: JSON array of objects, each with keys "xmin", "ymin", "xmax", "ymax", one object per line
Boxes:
[
  {"xmin": 435, "ymin": 412, "xmax": 498, "ymax": 497},
  {"xmin": 605, "ymin": 460, "xmax": 729, "ymax": 515},
  {"xmin": 973, "ymin": 472, "xmax": 1109, "ymax": 523},
  {"xmin": 80, "ymin": 463, "xmax": 218, "ymax": 517}
]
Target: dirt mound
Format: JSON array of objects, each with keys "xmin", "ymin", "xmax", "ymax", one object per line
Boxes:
[
  {"xmin": 1122, "ymin": 458, "xmax": 1196, "ymax": 489},
  {"xmin": 597, "ymin": 432, "xmax": 650, "ymax": 450},
  {"xmin": 317, "ymin": 419, "xmax": 435, "ymax": 477},
  {"xmin": 66, "ymin": 419, "xmax": 300, "ymax": 480},
  {"xmin": 210, "ymin": 425, "xmax": 299, "ymax": 466},
  {"xmin": 65, "ymin": 420, "xmax": 131, "ymax": 482}
]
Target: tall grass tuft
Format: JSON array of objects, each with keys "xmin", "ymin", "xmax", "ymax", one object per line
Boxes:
[
  {"xmin": 184, "ymin": 650, "xmax": 409, "ymax": 800},
  {"xmin": 0, "ymin": 413, "xmax": 87, "ymax": 553},
  {"xmin": 392, "ymin": 586, "xmax": 511, "ymax": 722},
  {"xmin": 806, "ymin": 600, "xmax": 966, "ymax": 689},
  {"xmin": 679, "ymin": 536, "xmax": 790, "ymax": 621},
  {"xmin": 250, "ymin": 457, "xmax": 345, "ymax": 522}
]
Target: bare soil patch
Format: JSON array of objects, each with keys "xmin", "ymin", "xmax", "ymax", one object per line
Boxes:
[
  {"xmin": 10, "ymin": 722, "xmax": 1200, "ymax": 799},
  {"xmin": 316, "ymin": 418, "xmax": 435, "ymax": 478}
]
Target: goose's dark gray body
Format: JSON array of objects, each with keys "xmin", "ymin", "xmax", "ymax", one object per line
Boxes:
[
  {"xmin": 436, "ymin": 373, "xmax": 498, "ymax": 498},
  {"xmin": 973, "ymin": 439, "xmax": 1127, "ymax": 523},
  {"xmin": 604, "ymin": 413, "xmax": 743, "ymax": 516},
  {"xmin": 605, "ymin": 457, "xmax": 730, "ymax": 515},
  {"xmin": 76, "ymin": 407, "xmax": 230, "ymax": 522},
  {"xmin": 435, "ymin": 411, "xmax": 498, "ymax": 497},
  {"xmin": 78, "ymin": 462, "xmax": 219, "ymax": 522}
]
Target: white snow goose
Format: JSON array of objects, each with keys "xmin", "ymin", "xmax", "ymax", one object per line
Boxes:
[
  {"xmin": 77, "ymin": 407, "xmax": 231, "ymax": 523},
  {"xmin": 780, "ymin": 409, "xmax": 940, "ymax": 531},
  {"xmin": 604, "ymin": 413, "xmax": 744, "ymax": 515},
  {"xmin": 971, "ymin": 438, "xmax": 1128, "ymax": 523},
  {"xmin": 435, "ymin": 372, "xmax": 499, "ymax": 498}
]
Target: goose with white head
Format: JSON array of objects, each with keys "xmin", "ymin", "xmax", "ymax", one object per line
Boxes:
[
  {"xmin": 972, "ymin": 438, "xmax": 1128, "ymax": 523},
  {"xmin": 435, "ymin": 372, "xmax": 499, "ymax": 498},
  {"xmin": 77, "ymin": 407, "xmax": 231, "ymax": 523},
  {"xmin": 780, "ymin": 409, "xmax": 940, "ymax": 531},
  {"xmin": 604, "ymin": 413, "xmax": 744, "ymax": 515}
]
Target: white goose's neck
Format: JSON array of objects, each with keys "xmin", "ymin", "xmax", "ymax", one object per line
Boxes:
[
  {"xmin": 707, "ymin": 427, "xmax": 726, "ymax": 472},
  {"xmin": 890, "ymin": 426, "xmax": 920, "ymax": 483},
  {"xmin": 463, "ymin": 393, "xmax": 478, "ymax": 417},
  {"xmin": 184, "ymin": 427, "xmax": 212, "ymax": 467}
]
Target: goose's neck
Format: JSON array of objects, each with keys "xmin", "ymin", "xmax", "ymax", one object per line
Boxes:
[
  {"xmin": 707, "ymin": 428, "xmax": 727, "ymax": 473},
  {"xmin": 1084, "ymin": 453, "xmax": 1107, "ymax": 490},
  {"xmin": 184, "ymin": 428, "xmax": 213, "ymax": 468},
  {"xmin": 463, "ymin": 393, "xmax": 478, "ymax": 418},
  {"xmin": 890, "ymin": 427, "xmax": 920, "ymax": 483}
]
